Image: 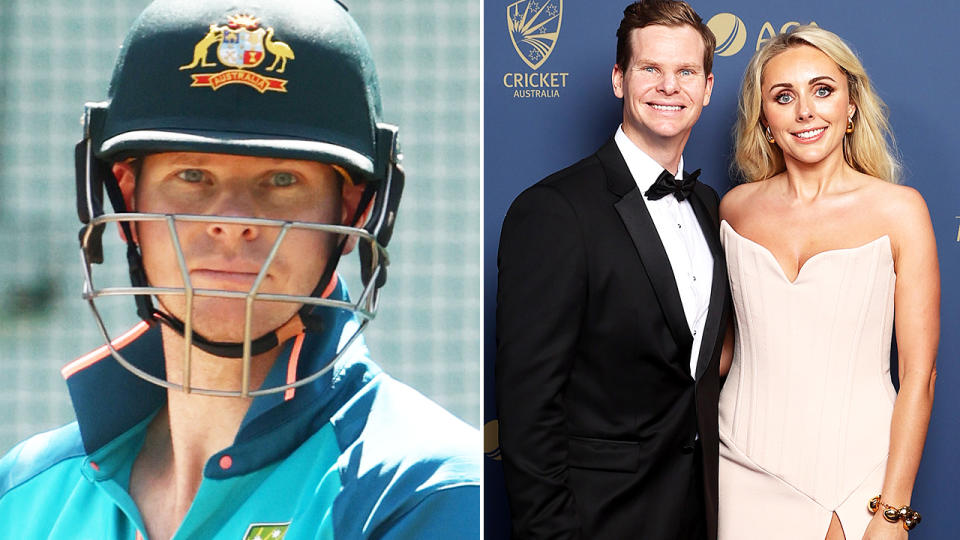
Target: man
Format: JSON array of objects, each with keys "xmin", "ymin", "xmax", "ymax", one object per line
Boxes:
[
  {"xmin": 0, "ymin": 1, "xmax": 479, "ymax": 538},
  {"xmin": 496, "ymin": 1, "xmax": 728, "ymax": 538}
]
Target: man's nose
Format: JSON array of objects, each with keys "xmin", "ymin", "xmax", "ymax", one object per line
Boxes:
[
  {"xmin": 204, "ymin": 190, "xmax": 260, "ymax": 241},
  {"xmin": 659, "ymin": 71, "xmax": 678, "ymax": 94}
]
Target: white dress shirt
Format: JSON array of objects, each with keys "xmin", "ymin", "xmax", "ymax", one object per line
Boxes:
[{"xmin": 614, "ymin": 126, "xmax": 714, "ymax": 377}]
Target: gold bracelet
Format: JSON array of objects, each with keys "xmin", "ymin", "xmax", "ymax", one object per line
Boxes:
[{"xmin": 868, "ymin": 495, "xmax": 922, "ymax": 531}]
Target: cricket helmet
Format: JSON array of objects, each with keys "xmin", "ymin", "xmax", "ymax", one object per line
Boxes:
[{"xmin": 76, "ymin": 0, "xmax": 403, "ymax": 396}]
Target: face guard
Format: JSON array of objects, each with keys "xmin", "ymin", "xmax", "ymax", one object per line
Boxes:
[{"xmin": 74, "ymin": 0, "xmax": 404, "ymax": 397}]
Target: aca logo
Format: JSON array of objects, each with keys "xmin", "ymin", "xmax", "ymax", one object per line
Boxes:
[
  {"xmin": 708, "ymin": 13, "xmax": 747, "ymax": 56},
  {"xmin": 707, "ymin": 13, "xmax": 818, "ymax": 57},
  {"xmin": 502, "ymin": 0, "xmax": 569, "ymax": 99}
]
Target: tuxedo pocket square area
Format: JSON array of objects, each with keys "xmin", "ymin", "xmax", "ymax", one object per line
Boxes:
[{"xmin": 567, "ymin": 435, "xmax": 640, "ymax": 472}]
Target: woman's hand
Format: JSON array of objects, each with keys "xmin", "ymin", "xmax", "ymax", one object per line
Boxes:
[{"xmin": 862, "ymin": 511, "xmax": 908, "ymax": 540}]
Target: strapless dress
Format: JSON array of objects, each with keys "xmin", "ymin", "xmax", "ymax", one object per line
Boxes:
[{"xmin": 718, "ymin": 220, "xmax": 896, "ymax": 539}]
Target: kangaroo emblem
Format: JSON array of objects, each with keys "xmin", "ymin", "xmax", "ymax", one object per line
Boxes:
[
  {"xmin": 181, "ymin": 14, "xmax": 295, "ymax": 93},
  {"xmin": 265, "ymin": 28, "xmax": 295, "ymax": 73},
  {"xmin": 179, "ymin": 24, "xmax": 223, "ymax": 70}
]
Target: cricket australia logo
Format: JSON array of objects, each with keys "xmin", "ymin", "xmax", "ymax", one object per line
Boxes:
[
  {"xmin": 242, "ymin": 522, "xmax": 290, "ymax": 540},
  {"xmin": 507, "ymin": 0, "xmax": 562, "ymax": 70},
  {"xmin": 180, "ymin": 13, "xmax": 295, "ymax": 93}
]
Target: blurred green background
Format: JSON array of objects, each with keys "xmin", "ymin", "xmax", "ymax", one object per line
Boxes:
[{"xmin": 0, "ymin": 0, "xmax": 481, "ymax": 450}]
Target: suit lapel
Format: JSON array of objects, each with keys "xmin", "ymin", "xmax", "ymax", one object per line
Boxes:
[
  {"xmin": 598, "ymin": 141, "xmax": 693, "ymax": 350},
  {"xmin": 688, "ymin": 183, "xmax": 727, "ymax": 381}
]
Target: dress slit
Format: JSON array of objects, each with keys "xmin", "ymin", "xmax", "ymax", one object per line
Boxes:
[{"xmin": 824, "ymin": 511, "xmax": 846, "ymax": 540}]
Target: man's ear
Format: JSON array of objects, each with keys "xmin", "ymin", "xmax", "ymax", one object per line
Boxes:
[
  {"xmin": 612, "ymin": 63, "xmax": 624, "ymax": 99},
  {"xmin": 339, "ymin": 180, "xmax": 370, "ymax": 255},
  {"xmin": 702, "ymin": 72, "xmax": 715, "ymax": 107},
  {"xmin": 111, "ymin": 161, "xmax": 137, "ymax": 243}
]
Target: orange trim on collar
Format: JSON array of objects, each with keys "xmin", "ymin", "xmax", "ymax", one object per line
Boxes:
[
  {"xmin": 284, "ymin": 333, "xmax": 306, "ymax": 401},
  {"xmin": 61, "ymin": 321, "xmax": 151, "ymax": 379}
]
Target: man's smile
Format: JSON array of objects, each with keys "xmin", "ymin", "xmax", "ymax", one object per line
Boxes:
[{"xmin": 648, "ymin": 103, "xmax": 686, "ymax": 112}]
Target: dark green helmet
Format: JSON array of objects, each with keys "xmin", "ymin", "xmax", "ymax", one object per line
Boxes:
[
  {"xmin": 93, "ymin": 0, "xmax": 395, "ymax": 182},
  {"xmin": 76, "ymin": 0, "xmax": 404, "ymax": 395}
]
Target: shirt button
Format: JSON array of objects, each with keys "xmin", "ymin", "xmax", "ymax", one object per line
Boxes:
[
  {"xmin": 678, "ymin": 223, "xmax": 682, "ymax": 228},
  {"xmin": 219, "ymin": 455, "xmax": 233, "ymax": 470},
  {"xmin": 693, "ymin": 330, "xmax": 698, "ymax": 336},
  {"xmin": 692, "ymin": 275, "xmax": 697, "ymax": 281}
]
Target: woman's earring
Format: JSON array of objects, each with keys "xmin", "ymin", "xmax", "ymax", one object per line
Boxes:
[
  {"xmin": 846, "ymin": 117, "xmax": 855, "ymax": 134},
  {"xmin": 765, "ymin": 125, "xmax": 776, "ymax": 144}
]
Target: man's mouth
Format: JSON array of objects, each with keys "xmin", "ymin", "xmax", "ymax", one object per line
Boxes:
[
  {"xmin": 649, "ymin": 103, "xmax": 684, "ymax": 112},
  {"xmin": 189, "ymin": 269, "xmax": 264, "ymax": 290}
]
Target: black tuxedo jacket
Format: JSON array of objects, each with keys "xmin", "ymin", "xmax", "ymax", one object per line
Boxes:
[{"xmin": 496, "ymin": 139, "xmax": 729, "ymax": 540}]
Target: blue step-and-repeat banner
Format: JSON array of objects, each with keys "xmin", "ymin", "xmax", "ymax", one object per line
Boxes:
[{"xmin": 484, "ymin": 1, "xmax": 959, "ymax": 537}]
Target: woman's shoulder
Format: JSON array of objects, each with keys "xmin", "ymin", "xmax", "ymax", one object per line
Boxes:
[
  {"xmin": 855, "ymin": 173, "xmax": 929, "ymax": 221},
  {"xmin": 719, "ymin": 176, "xmax": 779, "ymax": 222},
  {"xmin": 853, "ymin": 174, "xmax": 932, "ymax": 250}
]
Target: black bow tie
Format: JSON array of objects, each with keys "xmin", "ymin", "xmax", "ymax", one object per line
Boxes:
[{"xmin": 644, "ymin": 168, "xmax": 701, "ymax": 202}]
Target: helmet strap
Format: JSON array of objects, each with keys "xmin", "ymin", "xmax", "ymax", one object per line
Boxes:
[{"xmin": 152, "ymin": 310, "xmax": 304, "ymax": 359}]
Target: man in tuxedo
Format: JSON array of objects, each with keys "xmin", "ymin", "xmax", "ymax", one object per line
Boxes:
[{"xmin": 496, "ymin": 1, "xmax": 729, "ymax": 538}]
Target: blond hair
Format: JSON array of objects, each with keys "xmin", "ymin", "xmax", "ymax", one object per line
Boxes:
[{"xmin": 733, "ymin": 25, "xmax": 900, "ymax": 183}]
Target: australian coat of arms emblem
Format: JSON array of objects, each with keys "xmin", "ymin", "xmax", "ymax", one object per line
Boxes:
[
  {"xmin": 507, "ymin": 0, "xmax": 562, "ymax": 71},
  {"xmin": 180, "ymin": 14, "xmax": 295, "ymax": 93}
]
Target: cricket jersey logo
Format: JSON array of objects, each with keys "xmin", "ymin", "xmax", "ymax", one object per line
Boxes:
[
  {"xmin": 242, "ymin": 522, "xmax": 290, "ymax": 540},
  {"xmin": 180, "ymin": 13, "xmax": 294, "ymax": 93}
]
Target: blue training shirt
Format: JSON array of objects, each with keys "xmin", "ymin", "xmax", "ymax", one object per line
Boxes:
[{"xmin": 0, "ymin": 283, "xmax": 480, "ymax": 538}]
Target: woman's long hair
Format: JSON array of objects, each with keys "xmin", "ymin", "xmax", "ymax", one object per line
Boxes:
[{"xmin": 733, "ymin": 25, "xmax": 901, "ymax": 183}]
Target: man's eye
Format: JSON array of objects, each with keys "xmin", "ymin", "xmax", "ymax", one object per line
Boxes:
[
  {"xmin": 680, "ymin": 69, "xmax": 693, "ymax": 77},
  {"xmin": 643, "ymin": 66, "xmax": 657, "ymax": 73},
  {"xmin": 270, "ymin": 172, "xmax": 297, "ymax": 187},
  {"xmin": 177, "ymin": 169, "xmax": 205, "ymax": 183}
]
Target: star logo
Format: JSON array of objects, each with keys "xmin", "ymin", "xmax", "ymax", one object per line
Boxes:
[{"xmin": 506, "ymin": 0, "xmax": 562, "ymax": 70}]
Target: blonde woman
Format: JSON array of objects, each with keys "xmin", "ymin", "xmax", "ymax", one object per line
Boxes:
[{"xmin": 718, "ymin": 26, "xmax": 938, "ymax": 540}]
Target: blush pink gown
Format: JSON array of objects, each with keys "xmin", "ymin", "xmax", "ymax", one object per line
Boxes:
[{"xmin": 718, "ymin": 220, "xmax": 896, "ymax": 539}]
